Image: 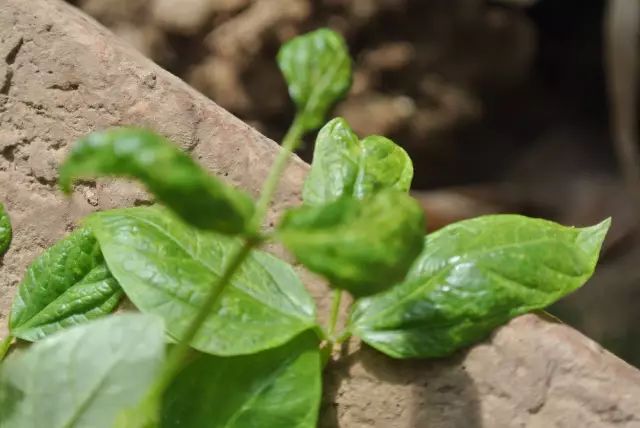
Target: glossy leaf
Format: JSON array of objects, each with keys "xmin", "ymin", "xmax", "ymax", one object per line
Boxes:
[
  {"xmin": 303, "ymin": 118, "xmax": 413, "ymax": 205},
  {"xmin": 9, "ymin": 227, "xmax": 123, "ymax": 341},
  {"xmin": 355, "ymin": 135, "xmax": 414, "ymax": 198},
  {"xmin": 278, "ymin": 190, "xmax": 425, "ymax": 297},
  {"xmin": 0, "ymin": 202, "xmax": 11, "ymax": 256},
  {"xmin": 59, "ymin": 127, "xmax": 255, "ymax": 235},
  {"xmin": 162, "ymin": 331, "xmax": 322, "ymax": 428},
  {"xmin": 86, "ymin": 206, "xmax": 318, "ymax": 356},
  {"xmin": 350, "ymin": 215, "xmax": 611, "ymax": 358},
  {"xmin": 0, "ymin": 314, "xmax": 165, "ymax": 428},
  {"xmin": 278, "ymin": 29, "xmax": 352, "ymax": 131},
  {"xmin": 302, "ymin": 118, "xmax": 359, "ymax": 204}
]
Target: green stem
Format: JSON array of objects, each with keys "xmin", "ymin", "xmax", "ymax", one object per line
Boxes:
[
  {"xmin": 327, "ymin": 289, "xmax": 343, "ymax": 338},
  {"xmin": 334, "ymin": 329, "xmax": 352, "ymax": 345},
  {"xmin": 320, "ymin": 342, "xmax": 333, "ymax": 368},
  {"xmin": 251, "ymin": 115, "xmax": 306, "ymax": 231},
  {"xmin": 322, "ymin": 289, "xmax": 346, "ymax": 368},
  {"xmin": 145, "ymin": 114, "xmax": 307, "ymax": 405},
  {"xmin": 149, "ymin": 239, "xmax": 256, "ymax": 399},
  {"xmin": 0, "ymin": 335, "xmax": 13, "ymax": 361}
]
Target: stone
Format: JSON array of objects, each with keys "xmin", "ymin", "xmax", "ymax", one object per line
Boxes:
[{"xmin": 151, "ymin": 0, "xmax": 215, "ymax": 34}]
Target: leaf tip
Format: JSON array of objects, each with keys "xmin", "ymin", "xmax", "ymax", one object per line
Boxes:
[
  {"xmin": 586, "ymin": 216, "xmax": 612, "ymax": 237},
  {"xmin": 577, "ymin": 217, "xmax": 611, "ymax": 259}
]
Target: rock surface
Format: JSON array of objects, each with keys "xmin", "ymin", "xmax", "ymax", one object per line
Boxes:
[{"xmin": 0, "ymin": 0, "xmax": 639, "ymax": 426}]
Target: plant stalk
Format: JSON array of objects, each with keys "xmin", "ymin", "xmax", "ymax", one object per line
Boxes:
[
  {"xmin": 327, "ymin": 289, "xmax": 343, "ymax": 339},
  {"xmin": 322, "ymin": 289, "xmax": 350, "ymax": 368},
  {"xmin": 334, "ymin": 329, "xmax": 352, "ymax": 345},
  {"xmin": 251, "ymin": 114, "xmax": 306, "ymax": 231},
  {"xmin": 149, "ymin": 239, "xmax": 256, "ymax": 398},
  {"xmin": 148, "ymin": 114, "xmax": 307, "ymax": 403},
  {"xmin": 0, "ymin": 335, "xmax": 13, "ymax": 361}
]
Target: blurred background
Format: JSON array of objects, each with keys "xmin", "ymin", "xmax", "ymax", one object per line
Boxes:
[{"xmin": 66, "ymin": 0, "xmax": 640, "ymax": 367}]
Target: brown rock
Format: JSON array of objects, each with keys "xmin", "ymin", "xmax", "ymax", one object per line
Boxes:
[
  {"xmin": 188, "ymin": 57, "xmax": 252, "ymax": 113},
  {"xmin": 362, "ymin": 42, "xmax": 415, "ymax": 73},
  {"xmin": 1, "ymin": 1, "xmax": 639, "ymax": 426},
  {"xmin": 205, "ymin": 0, "xmax": 310, "ymax": 59},
  {"xmin": 75, "ymin": 0, "xmax": 149, "ymax": 26},
  {"xmin": 151, "ymin": 0, "xmax": 216, "ymax": 34},
  {"xmin": 336, "ymin": 93, "xmax": 416, "ymax": 137},
  {"xmin": 110, "ymin": 22, "xmax": 171, "ymax": 64}
]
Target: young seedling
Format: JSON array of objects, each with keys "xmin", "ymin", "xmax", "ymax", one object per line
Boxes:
[{"xmin": 0, "ymin": 28, "xmax": 609, "ymax": 428}]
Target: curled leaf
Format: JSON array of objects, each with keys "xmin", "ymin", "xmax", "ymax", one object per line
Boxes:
[
  {"xmin": 355, "ymin": 135, "xmax": 414, "ymax": 198},
  {"xmin": 303, "ymin": 118, "xmax": 413, "ymax": 205},
  {"xmin": 59, "ymin": 127, "xmax": 254, "ymax": 235},
  {"xmin": 279, "ymin": 190, "xmax": 425, "ymax": 297}
]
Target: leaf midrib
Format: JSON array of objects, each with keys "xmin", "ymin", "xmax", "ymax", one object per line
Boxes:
[
  {"xmin": 355, "ymin": 237, "xmax": 588, "ymax": 329},
  {"xmin": 12, "ymin": 248, "xmax": 102, "ymax": 330},
  {"xmin": 103, "ymin": 211, "xmax": 313, "ymax": 325},
  {"xmin": 13, "ymin": 279, "xmax": 121, "ymax": 336},
  {"xmin": 224, "ymin": 354, "xmax": 299, "ymax": 427},
  {"xmin": 60, "ymin": 356, "xmax": 120, "ymax": 428}
]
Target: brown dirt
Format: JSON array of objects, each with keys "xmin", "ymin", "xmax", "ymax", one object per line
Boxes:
[{"xmin": 67, "ymin": 0, "xmax": 536, "ymax": 178}]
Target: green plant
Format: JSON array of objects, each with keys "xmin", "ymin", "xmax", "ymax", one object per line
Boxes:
[{"xmin": 0, "ymin": 28, "xmax": 609, "ymax": 428}]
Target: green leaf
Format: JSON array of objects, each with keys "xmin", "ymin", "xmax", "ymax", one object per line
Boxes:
[
  {"xmin": 355, "ymin": 135, "xmax": 414, "ymax": 197},
  {"xmin": 86, "ymin": 206, "xmax": 318, "ymax": 356},
  {"xmin": 278, "ymin": 29, "xmax": 352, "ymax": 131},
  {"xmin": 0, "ymin": 202, "xmax": 11, "ymax": 256},
  {"xmin": 350, "ymin": 215, "xmax": 611, "ymax": 358},
  {"xmin": 162, "ymin": 331, "xmax": 321, "ymax": 428},
  {"xmin": 0, "ymin": 313, "xmax": 165, "ymax": 428},
  {"xmin": 278, "ymin": 190, "xmax": 425, "ymax": 297},
  {"xmin": 59, "ymin": 127, "xmax": 255, "ymax": 235},
  {"xmin": 302, "ymin": 118, "xmax": 413, "ymax": 205},
  {"xmin": 9, "ymin": 227, "xmax": 123, "ymax": 341}
]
